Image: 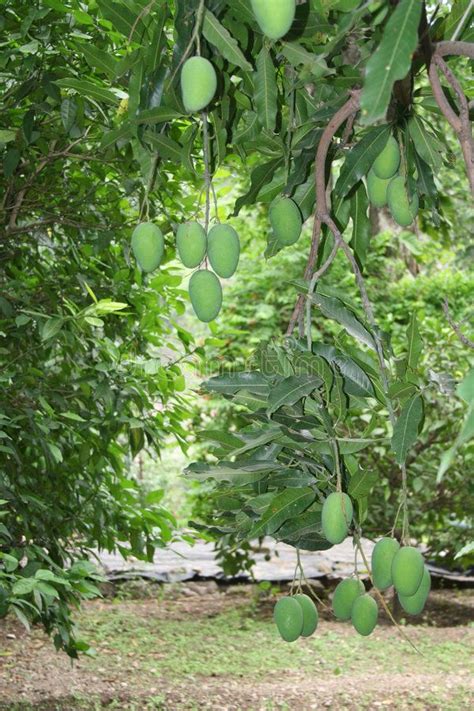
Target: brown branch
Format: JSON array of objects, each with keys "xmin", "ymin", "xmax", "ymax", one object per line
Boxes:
[
  {"xmin": 442, "ymin": 299, "xmax": 474, "ymax": 349},
  {"xmin": 429, "ymin": 41, "xmax": 474, "ymax": 194},
  {"xmin": 286, "ymin": 91, "xmax": 361, "ymax": 336}
]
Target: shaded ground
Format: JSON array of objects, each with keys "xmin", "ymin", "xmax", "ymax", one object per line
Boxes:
[{"xmin": 0, "ymin": 583, "xmax": 473, "ymax": 710}]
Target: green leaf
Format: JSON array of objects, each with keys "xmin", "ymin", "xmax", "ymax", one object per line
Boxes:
[
  {"xmin": 311, "ymin": 292, "xmax": 376, "ymax": 351},
  {"xmin": 202, "ymin": 10, "xmax": 252, "ymax": 71},
  {"xmin": 229, "ymin": 427, "xmax": 282, "ymax": 457},
  {"xmin": 56, "ymin": 79, "xmax": 119, "ymax": 105},
  {"xmin": 12, "ymin": 578, "xmax": 37, "ymax": 595},
  {"xmin": 391, "ymin": 394, "xmax": 424, "ymax": 465},
  {"xmin": 232, "ymin": 158, "xmax": 284, "ymax": 216},
  {"xmin": 100, "ymin": 124, "xmax": 131, "ymax": 149},
  {"xmin": 97, "ymin": 0, "xmax": 137, "ymax": 39},
  {"xmin": 186, "ymin": 459, "xmax": 279, "ymax": 485},
  {"xmin": 60, "ymin": 98, "xmax": 77, "ymax": 132},
  {"xmin": 255, "ymin": 46, "xmax": 278, "ymax": 132},
  {"xmin": 406, "ymin": 312, "xmax": 422, "ymax": 371},
  {"xmin": 350, "ymin": 181, "xmax": 371, "ymax": 267},
  {"xmin": 334, "ymin": 356, "xmax": 375, "ymax": 398},
  {"xmin": 0, "ymin": 130, "xmax": 18, "ymax": 144},
  {"xmin": 360, "ymin": 0, "xmax": 423, "ymax": 124},
  {"xmin": 134, "ymin": 107, "xmax": 183, "ymax": 125},
  {"xmin": 249, "ymin": 487, "xmax": 316, "ymax": 538},
  {"xmin": 267, "ymin": 375, "xmax": 322, "ymax": 415},
  {"xmin": 144, "ymin": 131, "xmax": 182, "ymax": 163},
  {"xmin": 348, "ymin": 470, "xmax": 378, "ymax": 499},
  {"xmin": 335, "ymin": 125, "xmax": 390, "ymax": 197},
  {"xmin": 74, "ymin": 43, "xmax": 118, "ymax": 78},
  {"xmin": 204, "ymin": 372, "xmax": 269, "ymax": 395},
  {"xmin": 41, "ymin": 318, "xmax": 63, "ymax": 341},
  {"xmin": 408, "ymin": 116, "xmax": 443, "ymax": 172},
  {"xmin": 457, "ymin": 368, "xmax": 474, "ymax": 404}
]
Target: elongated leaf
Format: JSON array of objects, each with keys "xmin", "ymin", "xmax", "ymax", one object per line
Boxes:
[
  {"xmin": 249, "ymin": 487, "xmax": 315, "ymax": 538},
  {"xmin": 360, "ymin": 0, "xmax": 423, "ymax": 124},
  {"xmin": 75, "ymin": 43, "xmax": 117, "ymax": 78},
  {"xmin": 186, "ymin": 459, "xmax": 278, "ymax": 485},
  {"xmin": 348, "ymin": 470, "xmax": 378, "ymax": 499},
  {"xmin": 144, "ymin": 131, "xmax": 182, "ymax": 163},
  {"xmin": 334, "ymin": 356, "xmax": 375, "ymax": 398},
  {"xmin": 232, "ymin": 158, "xmax": 283, "ymax": 216},
  {"xmin": 408, "ymin": 116, "xmax": 443, "ymax": 172},
  {"xmin": 311, "ymin": 292, "xmax": 376, "ymax": 351},
  {"xmin": 97, "ymin": 0, "xmax": 138, "ymax": 39},
  {"xmin": 276, "ymin": 510, "xmax": 322, "ymax": 539},
  {"xmin": 391, "ymin": 394, "xmax": 424, "ymax": 464},
  {"xmin": 204, "ymin": 372, "xmax": 269, "ymax": 395},
  {"xmin": 350, "ymin": 181, "xmax": 371, "ymax": 267},
  {"xmin": 56, "ymin": 79, "xmax": 119, "ymax": 104},
  {"xmin": 268, "ymin": 469, "xmax": 316, "ymax": 488},
  {"xmin": 267, "ymin": 375, "xmax": 321, "ymax": 415},
  {"xmin": 335, "ymin": 125, "xmax": 390, "ymax": 197},
  {"xmin": 202, "ymin": 9, "xmax": 252, "ymax": 71},
  {"xmin": 229, "ymin": 427, "xmax": 281, "ymax": 457},
  {"xmin": 406, "ymin": 312, "xmax": 422, "ymax": 371},
  {"xmin": 100, "ymin": 123, "xmax": 131, "ymax": 149},
  {"xmin": 255, "ymin": 46, "xmax": 278, "ymax": 132},
  {"xmin": 134, "ymin": 107, "xmax": 183, "ymax": 125}
]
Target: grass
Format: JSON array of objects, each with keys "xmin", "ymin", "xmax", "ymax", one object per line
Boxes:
[
  {"xmin": 1, "ymin": 592, "xmax": 473, "ymax": 710},
  {"xmin": 76, "ymin": 604, "xmax": 472, "ymax": 680}
]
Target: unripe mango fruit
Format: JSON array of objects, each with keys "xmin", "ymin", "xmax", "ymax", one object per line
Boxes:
[
  {"xmin": 181, "ymin": 57, "xmax": 217, "ymax": 113},
  {"xmin": 371, "ymin": 537, "xmax": 400, "ymax": 591},
  {"xmin": 387, "ymin": 176, "xmax": 419, "ymax": 227},
  {"xmin": 189, "ymin": 270, "xmax": 222, "ymax": 322},
  {"xmin": 293, "ymin": 594, "xmax": 318, "ymax": 637},
  {"xmin": 176, "ymin": 222, "xmax": 207, "ymax": 268},
  {"xmin": 321, "ymin": 492, "xmax": 353, "ymax": 545},
  {"xmin": 131, "ymin": 222, "xmax": 164, "ymax": 273},
  {"xmin": 251, "ymin": 0, "xmax": 296, "ymax": 40},
  {"xmin": 391, "ymin": 546, "xmax": 425, "ymax": 597},
  {"xmin": 351, "ymin": 594, "xmax": 378, "ymax": 636},
  {"xmin": 274, "ymin": 596, "xmax": 303, "ymax": 642},
  {"xmin": 207, "ymin": 224, "xmax": 240, "ymax": 278},
  {"xmin": 332, "ymin": 578, "xmax": 365, "ymax": 620},
  {"xmin": 372, "ymin": 136, "xmax": 400, "ymax": 179},
  {"xmin": 269, "ymin": 196, "xmax": 302, "ymax": 246},
  {"xmin": 367, "ymin": 169, "xmax": 390, "ymax": 208},
  {"xmin": 398, "ymin": 566, "xmax": 431, "ymax": 616}
]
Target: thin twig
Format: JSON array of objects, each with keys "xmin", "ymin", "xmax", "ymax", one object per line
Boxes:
[{"xmin": 442, "ymin": 299, "xmax": 474, "ymax": 349}]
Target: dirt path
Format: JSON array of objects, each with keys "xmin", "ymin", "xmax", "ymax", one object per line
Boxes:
[{"xmin": 1, "ymin": 584, "xmax": 473, "ymax": 710}]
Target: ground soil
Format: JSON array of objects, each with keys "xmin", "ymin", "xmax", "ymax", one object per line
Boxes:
[{"xmin": 0, "ymin": 582, "xmax": 473, "ymax": 710}]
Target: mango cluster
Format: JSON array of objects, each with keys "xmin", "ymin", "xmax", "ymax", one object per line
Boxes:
[
  {"xmin": 372, "ymin": 538, "xmax": 431, "ymax": 615},
  {"xmin": 177, "ymin": 221, "xmax": 240, "ymax": 323},
  {"xmin": 332, "ymin": 578, "xmax": 378, "ymax": 636},
  {"xmin": 367, "ymin": 135, "xmax": 419, "ymax": 227},
  {"xmin": 273, "ymin": 593, "xmax": 318, "ymax": 642}
]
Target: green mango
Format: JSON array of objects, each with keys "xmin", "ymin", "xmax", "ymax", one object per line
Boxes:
[
  {"xmin": 131, "ymin": 222, "xmax": 164, "ymax": 273},
  {"xmin": 371, "ymin": 537, "xmax": 400, "ymax": 590},
  {"xmin": 251, "ymin": 0, "xmax": 296, "ymax": 40},
  {"xmin": 181, "ymin": 56, "xmax": 217, "ymax": 113},
  {"xmin": 273, "ymin": 596, "xmax": 303, "ymax": 642},
  {"xmin": 207, "ymin": 223, "xmax": 240, "ymax": 278},
  {"xmin": 189, "ymin": 270, "xmax": 222, "ymax": 323},
  {"xmin": 351, "ymin": 594, "xmax": 378, "ymax": 636},
  {"xmin": 332, "ymin": 578, "xmax": 365, "ymax": 620},
  {"xmin": 269, "ymin": 196, "xmax": 302, "ymax": 246},
  {"xmin": 398, "ymin": 566, "xmax": 431, "ymax": 616},
  {"xmin": 387, "ymin": 175, "xmax": 419, "ymax": 227},
  {"xmin": 293, "ymin": 593, "xmax": 318, "ymax": 637},
  {"xmin": 176, "ymin": 222, "xmax": 207, "ymax": 268},
  {"xmin": 367, "ymin": 169, "xmax": 390, "ymax": 208},
  {"xmin": 391, "ymin": 546, "xmax": 425, "ymax": 597},
  {"xmin": 321, "ymin": 492, "xmax": 353, "ymax": 544},
  {"xmin": 372, "ymin": 135, "xmax": 400, "ymax": 179}
]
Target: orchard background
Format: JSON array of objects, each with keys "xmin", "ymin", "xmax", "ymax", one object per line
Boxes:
[{"xmin": 0, "ymin": 0, "xmax": 473, "ymax": 708}]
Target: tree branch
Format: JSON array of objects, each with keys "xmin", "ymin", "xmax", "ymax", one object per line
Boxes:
[
  {"xmin": 429, "ymin": 41, "xmax": 474, "ymax": 194},
  {"xmin": 442, "ymin": 299, "xmax": 474, "ymax": 349},
  {"xmin": 286, "ymin": 91, "xmax": 361, "ymax": 336}
]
